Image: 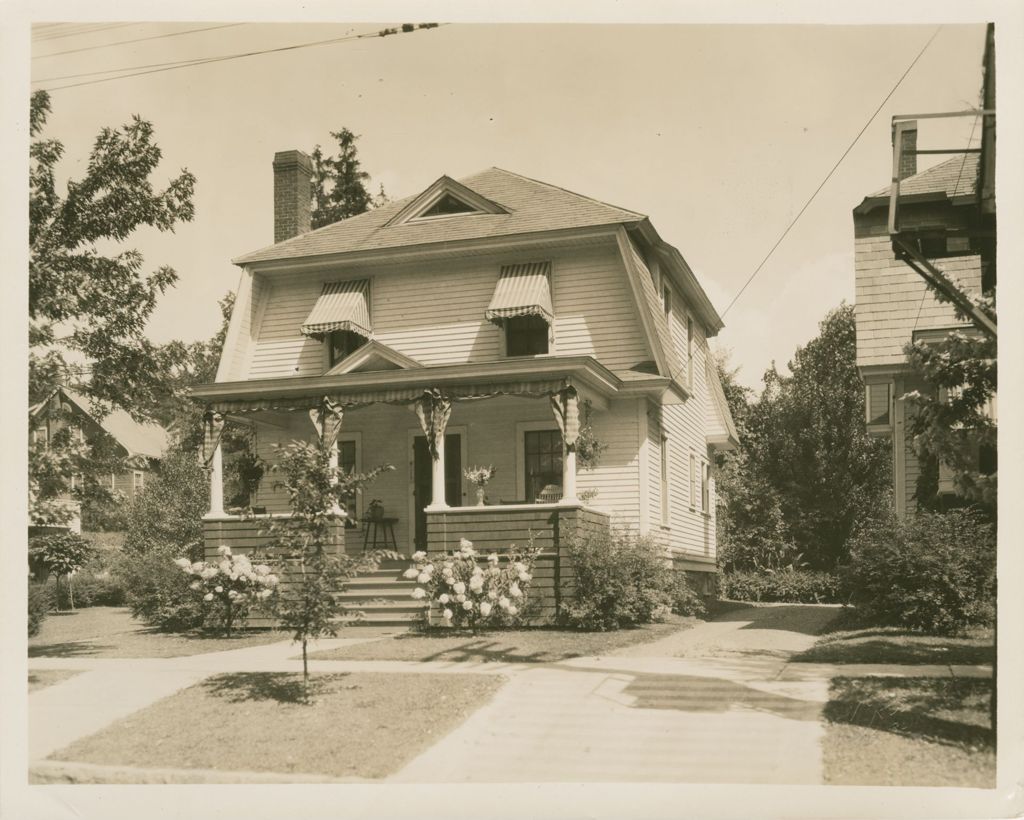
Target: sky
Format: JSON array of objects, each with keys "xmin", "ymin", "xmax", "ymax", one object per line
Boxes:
[{"xmin": 29, "ymin": 21, "xmax": 991, "ymax": 390}]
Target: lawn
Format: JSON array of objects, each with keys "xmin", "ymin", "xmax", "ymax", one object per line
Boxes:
[
  {"xmin": 29, "ymin": 669, "xmax": 81, "ymax": 693},
  {"xmin": 307, "ymin": 615, "xmax": 696, "ymax": 663},
  {"xmin": 793, "ymin": 614, "xmax": 994, "ymax": 666},
  {"xmin": 822, "ymin": 676, "xmax": 995, "ymax": 787},
  {"xmin": 51, "ymin": 672, "xmax": 503, "ymax": 780},
  {"xmin": 30, "ymin": 607, "xmax": 289, "ymax": 659}
]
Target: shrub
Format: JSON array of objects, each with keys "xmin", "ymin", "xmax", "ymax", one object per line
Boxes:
[
  {"xmin": 841, "ymin": 508, "xmax": 995, "ymax": 634},
  {"xmin": 561, "ymin": 531, "xmax": 683, "ymax": 631},
  {"xmin": 720, "ymin": 568, "xmax": 840, "ymax": 603},
  {"xmin": 116, "ymin": 546, "xmax": 206, "ymax": 632},
  {"xmin": 669, "ymin": 573, "xmax": 708, "ymax": 617},
  {"xmin": 28, "ymin": 581, "xmax": 52, "ymax": 637},
  {"xmin": 173, "ymin": 546, "xmax": 279, "ymax": 635},
  {"xmin": 52, "ymin": 549, "xmax": 128, "ymax": 608},
  {"xmin": 123, "ymin": 449, "xmax": 208, "ymax": 561},
  {"xmin": 404, "ymin": 538, "xmax": 540, "ymax": 632}
]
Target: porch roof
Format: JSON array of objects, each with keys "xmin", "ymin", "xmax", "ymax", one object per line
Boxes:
[{"xmin": 189, "ymin": 355, "xmax": 665, "ymax": 413}]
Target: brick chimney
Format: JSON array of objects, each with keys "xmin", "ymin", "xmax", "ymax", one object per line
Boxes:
[
  {"xmin": 894, "ymin": 121, "xmax": 918, "ymax": 181},
  {"xmin": 272, "ymin": 150, "xmax": 313, "ymax": 242}
]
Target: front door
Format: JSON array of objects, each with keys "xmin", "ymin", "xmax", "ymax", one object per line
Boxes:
[{"xmin": 413, "ymin": 434, "xmax": 462, "ymax": 549}]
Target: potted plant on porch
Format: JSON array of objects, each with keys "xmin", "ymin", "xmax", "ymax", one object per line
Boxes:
[{"xmin": 463, "ymin": 465, "xmax": 496, "ymax": 506}]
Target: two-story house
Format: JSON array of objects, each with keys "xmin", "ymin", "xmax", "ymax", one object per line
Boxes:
[
  {"xmin": 30, "ymin": 386, "xmax": 170, "ymax": 532},
  {"xmin": 852, "ymin": 26, "xmax": 996, "ymax": 517},
  {"xmin": 192, "ymin": 152, "xmax": 736, "ymax": 614}
]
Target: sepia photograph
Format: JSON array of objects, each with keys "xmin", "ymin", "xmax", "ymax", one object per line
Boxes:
[{"xmin": 3, "ymin": 4, "xmax": 1021, "ymax": 819}]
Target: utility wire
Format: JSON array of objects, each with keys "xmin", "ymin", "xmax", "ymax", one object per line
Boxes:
[
  {"xmin": 38, "ymin": 24, "xmax": 445, "ymax": 92},
  {"xmin": 32, "ymin": 23, "xmax": 139, "ymax": 43},
  {"xmin": 33, "ymin": 23, "xmax": 246, "ymax": 60},
  {"xmin": 719, "ymin": 25, "xmax": 943, "ymax": 320},
  {"xmin": 34, "ymin": 54, "xmax": 218, "ymax": 84}
]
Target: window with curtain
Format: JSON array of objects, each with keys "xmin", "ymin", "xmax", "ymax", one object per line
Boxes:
[{"xmin": 524, "ymin": 429, "xmax": 563, "ymax": 502}]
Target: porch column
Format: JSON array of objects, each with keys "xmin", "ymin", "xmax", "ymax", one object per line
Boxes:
[
  {"xmin": 550, "ymin": 386, "xmax": 580, "ymax": 505},
  {"xmin": 415, "ymin": 389, "xmax": 453, "ymax": 511},
  {"xmin": 309, "ymin": 398, "xmax": 345, "ymax": 517},
  {"xmin": 202, "ymin": 411, "xmax": 227, "ymax": 518}
]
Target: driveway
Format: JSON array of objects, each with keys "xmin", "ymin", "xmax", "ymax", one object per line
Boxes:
[{"xmin": 391, "ymin": 603, "xmax": 842, "ymax": 784}]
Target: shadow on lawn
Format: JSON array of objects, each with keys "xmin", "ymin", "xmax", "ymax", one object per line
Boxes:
[
  {"xmin": 709, "ymin": 604, "xmax": 842, "ymax": 636},
  {"xmin": 29, "ymin": 641, "xmax": 108, "ymax": 658},
  {"xmin": 202, "ymin": 672, "xmax": 352, "ymax": 704},
  {"xmin": 794, "ymin": 638, "xmax": 994, "ymax": 666},
  {"xmin": 825, "ymin": 677, "xmax": 994, "ymax": 750},
  {"xmin": 417, "ymin": 638, "xmax": 560, "ymax": 664}
]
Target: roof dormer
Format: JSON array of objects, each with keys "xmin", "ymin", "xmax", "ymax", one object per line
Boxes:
[{"xmin": 385, "ymin": 175, "xmax": 510, "ymax": 227}]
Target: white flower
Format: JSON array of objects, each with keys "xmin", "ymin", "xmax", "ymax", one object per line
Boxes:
[
  {"xmin": 228, "ymin": 590, "xmax": 239, "ymax": 600},
  {"xmin": 513, "ymin": 561, "xmax": 526, "ymax": 572},
  {"xmin": 462, "ymin": 600, "xmax": 473, "ymax": 611},
  {"xmin": 201, "ymin": 567, "xmax": 218, "ymax": 580},
  {"xmin": 456, "ymin": 593, "xmax": 466, "ymax": 603},
  {"xmin": 509, "ymin": 583, "xmax": 522, "ymax": 598},
  {"xmin": 438, "ymin": 593, "xmax": 450, "ymax": 604},
  {"xmin": 469, "ymin": 577, "xmax": 484, "ymax": 593},
  {"xmin": 453, "ymin": 581, "xmax": 466, "ymax": 595},
  {"xmin": 191, "ymin": 561, "xmax": 205, "ymax": 574},
  {"xmin": 489, "ymin": 566, "xmax": 501, "ymax": 577},
  {"xmin": 498, "ymin": 596, "xmax": 510, "ymax": 609},
  {"xmin": 412, "ymin": 550, "xmax": 427, "ymax": 561},
  {"xmin": 417, "ymin": 572, "xmax": 431, "ymax": 584},
  {"xmin": 487, "ymin": 590, "xmax": 498, "ymax": 600},
  {"xmin": 173, "ymin": 557, "xmax": 191, "ymax": 570},
  {"xmin": 459, "ymin": 538, "xmax": 474, "ymax": 549},
  {"xmin": 255, "ymin": 564, "xmax": 270, "ymax": 576},
  {"xmin": 203, "ymin": 593, "xmax": 214, "ymax": 602},
  {"xmin": 218, "ymin": 560, "xmax": 230, "ymax": 574},
  {"xmin": 508, "ymin": 605, "xmax": 519, "ymax": 617},
  {"xmin": 442, "ymin": 608, "xmax": 453, "ymax": 620},
  {"xmin": 424, "ymin": 564, "xmax": 434, "ymax": 574},
  {"xmin": 479, "ymin": 601, "xmax": 492, "ymax": 617},
  {"xmin": 217, "ymin": 545, "xmax": 232, "ymax": 557},
  {"xmin": 403, "ymin": 567, "xmax": 419, "ymax": 579},
  {"xmin": 214, "ymin": 585, "xmax": 223, "ymax": 593},
  {"xmin": 265, "ymin": 575, "xmax": 279, "ymax": 587},
  {"xmin": 471, "ymin": 565, "xmax": 483, "ymax": 576},
  {"xmin": 411, "ymin": 587, "xmax": 426, "ymax": 600},
  {"xmin": 443, "ymin": 561, "xmax": 453, "ymax": 570},
  {"xmin": 487, "ymin": 553, "xmax": 499, "ymax": 564},
  {"xmin": 518, "ymin": 571, "xmax": 532, "ymax": 583},
  {"xmin": 189, "ymin": 581, "xmax": 201, "ymax": 591}
]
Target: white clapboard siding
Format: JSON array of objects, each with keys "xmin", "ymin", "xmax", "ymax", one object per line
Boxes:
[
  {"xmin": 244, "ymin": 242, "xmax": 651, "ymax": 379},
  {"xmin": 576, "ymin": 399, "xmax": 642, "ymax": 530}
]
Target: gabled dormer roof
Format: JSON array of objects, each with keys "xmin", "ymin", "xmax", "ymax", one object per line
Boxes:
[
  {"xmin": 233, "ymin": 167, "xmax": 646, "ymax": 266},
  {"xmin": 384, "ymin": 175, "xmax": 509, "ymax": 226},
  {"xmin": 326, "ymin": 340, "xmax": 423, "ymax": 375}
]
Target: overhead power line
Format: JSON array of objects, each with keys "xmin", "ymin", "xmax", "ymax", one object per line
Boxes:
[
  {"xmin": 32, "ymin": 23, "xmax": 139, "ymax": 43},
  {"xmin": 719, "ymin": 25, "xmax": 943, "ymax": 320},
  {"xmin": 33, "ymin": 23, "xmax": 246, "ymax": 60},
  {"xmin": 37, "ymin": 23, "xmax": 445, "ymax": 92}
]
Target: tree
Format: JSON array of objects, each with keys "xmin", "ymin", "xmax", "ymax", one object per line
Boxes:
[
  {"xmin": 267, "ymin": 440, "xmax": 394, "ymax": 697},
  {"xmin": 310, "ymin": 129, "xmax": 385, "ymax": 229},
  {"xmin": 29, "ymin": 90, "xmax": 195, "ymax": 524},
  {"xmin": 717, "ymin": 305, "xmax": 891, "ymax": 572},
  {"xmin": 903, "ymin": 299, "xmax": 996, "ymax": 512},
  {"xmin": 29, "ymin": 90, "xmax": 195, "ymax": 415}
]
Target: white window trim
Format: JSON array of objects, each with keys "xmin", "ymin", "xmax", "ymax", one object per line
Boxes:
[
  {"xmin": 701, "ymin": 460, "xmax": 711, "ymax": 515},
  {"xmin": 335, "ymin": 432, "xmax": 362, "ymax": 525},
  {"xmin": 688, "ymin": 450, "xmax": 696, "ymax": 510},
  {"xmin": 686, "ymin": 315, "xmax": 695, "ymax": 389},
  {"xmin": 865, "ymin": 381, "xmax": 894, "ymax": 429},
  {"xmin": 660, "ymin": 434, "xmax": 670, "ymax": 528},
  {"xmin": 515, "ymin": 421, "xmax": 563, "ymax": 501},
  {"xmin": 132, "ymin": 471, "xmax": 144, "ymax": 491}
]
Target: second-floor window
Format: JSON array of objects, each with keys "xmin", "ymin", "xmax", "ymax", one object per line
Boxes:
[
  {"xmin": 505, "ymin": 315, "xmax": 549, "ymax": 356},
  {"xmin": 329, "ymin": 329, "xmax": 367, "ymax": 368}
]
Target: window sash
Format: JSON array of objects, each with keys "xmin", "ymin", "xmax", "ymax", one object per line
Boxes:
[{"xmin": 524, "ymin": 429, "xmax": 562, "ymax": 502}]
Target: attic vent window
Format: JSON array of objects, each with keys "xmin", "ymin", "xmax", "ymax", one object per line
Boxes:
[{"xmin": 420, "ymin": 193, "xmax": 479, "ymax": 218}]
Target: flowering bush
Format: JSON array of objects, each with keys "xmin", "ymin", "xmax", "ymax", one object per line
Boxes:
[
  {"xmin": 404, "ymin": 538, "xmax": 539, "ymax": 632},
  {"xmin": 174, "ymin": 545, "xmax": 279, "ymax": 635}
]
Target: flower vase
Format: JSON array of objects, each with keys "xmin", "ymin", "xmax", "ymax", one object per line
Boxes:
[{"xmin": 475, "ymin": 486, "xmax": 487, "ymax": 506}]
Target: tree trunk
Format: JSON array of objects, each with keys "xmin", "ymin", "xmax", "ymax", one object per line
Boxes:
[{"xmin": 67, "ymin": 574, "xmax": 75, "ymax": 610}]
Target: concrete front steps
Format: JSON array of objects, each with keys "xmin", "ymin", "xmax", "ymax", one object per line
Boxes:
[{"xmin": 335, "ymin": 560, "xmax": 427, "ymax": 627}]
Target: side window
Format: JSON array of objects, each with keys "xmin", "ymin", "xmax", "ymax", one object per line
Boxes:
[
  {"xmin": 701, "ymin": 462, "xmax": 710, "ymax": 513},
  {"xmin": 866, "ymin": 383, "xmax": 892, "ymax": 427},
  {"xmin": 505, "ymin": 316, "xmax": 549, "ymax": 357},
  {"xmin": 133, "ymin": 471, "xmax": 145, "ymax": 492},
  {"xmin": 689, "ymin": 451, "xmax": 696, "ymax": 509}
]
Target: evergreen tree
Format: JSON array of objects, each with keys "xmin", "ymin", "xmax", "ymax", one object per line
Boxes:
[{"xmin": 310, "ymin": 129, "xmax": 384, "ymax": 228}]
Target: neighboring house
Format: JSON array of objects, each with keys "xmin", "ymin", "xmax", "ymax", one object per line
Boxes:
[
  {"xmin": 193, "ymin": 152, "xmax": 737, "ymax": 597},
  {"xmin": 852, "ymin": 25, "xmax": 995, "ymax": 517},
  {"xmin": 29, "ymin": 387, "xmax": 170, "ymax": 530}
]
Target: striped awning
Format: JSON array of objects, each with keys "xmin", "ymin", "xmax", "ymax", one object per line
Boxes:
[
  {"xmin": 484, "ymin": 262, "xmax": 553, "ymax": 324},
  {"xmin": 300, "ymin": 280, "xmax": 372, "ymax": 339}
]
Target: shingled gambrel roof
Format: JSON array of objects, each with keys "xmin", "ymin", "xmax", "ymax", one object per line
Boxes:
[
  {"xmin": 857, "ymin": 154, "xmax": 980, "ymax": 213},
  {"xmin": 234, "ymin": 167, "xmax": 647, "ymax": 265}
]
